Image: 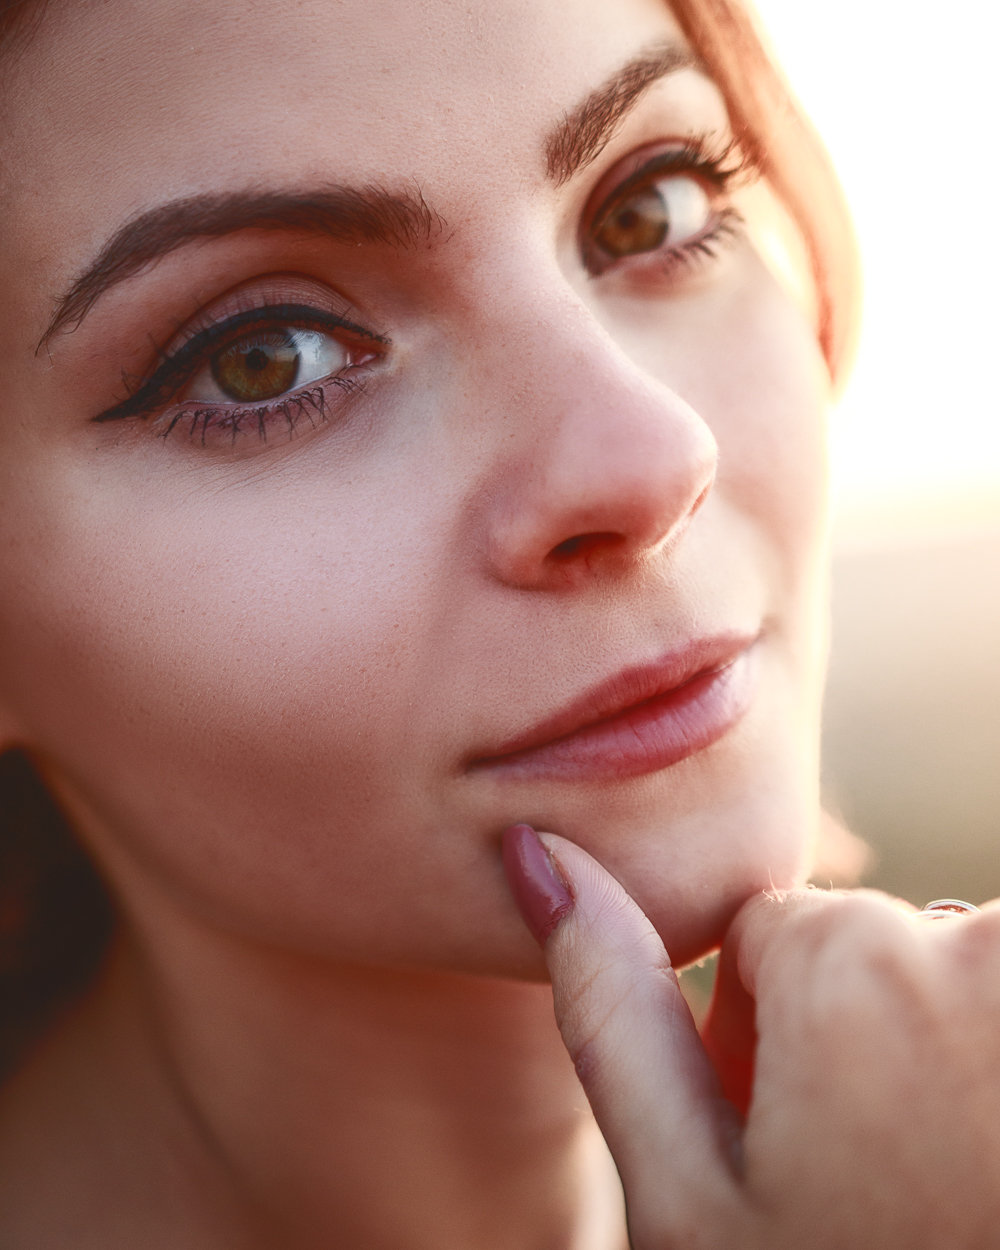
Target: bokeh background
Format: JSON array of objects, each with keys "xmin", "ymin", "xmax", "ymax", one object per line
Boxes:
[
  {"xmin": 759, "ymin": 0, "xmax": 1000, "ymax": 906},
  {"xmin": 680, "ymin": 0, "xmax": 1000, "ymax": 1019}
]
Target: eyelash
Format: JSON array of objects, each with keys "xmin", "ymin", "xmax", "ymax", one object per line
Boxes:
[
  {"xmin": 159, "ymin": 379, "xmax": 356, "ymax": 446},
  {"xmin": 93, "ymin": 141, "xmax": 750, "ymax": 449},
  {"xmin": 585, "ymin": 139, "xmax": 752, "ymax": 277},
  {"xmin": 93, "ymin": 303, "xmax": 386, "ymax": 444}
]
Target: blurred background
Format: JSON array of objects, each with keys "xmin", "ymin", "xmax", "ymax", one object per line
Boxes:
[
  {"xmin": 680, "ymin": 0, "xmax": 1000, "ymax": 1017},
  {"xmin": 760, "ymin": 0, "xmax": 1000, "ymax": 906}
]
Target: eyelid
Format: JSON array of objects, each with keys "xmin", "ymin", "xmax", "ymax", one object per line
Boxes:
[
  {"xmin": 94, "ymin": 302, "xmax": 389, "ymax": 424},
  {"xmin": 580, "ymin": 137, "xmax": 752, "ymax": 278},
  {"xmin": 603, "ymin": 156, "xmax": 715, "ymax": 223},
  {"xmin": 583, "ymin": 138, "xmax": 751, "ymax": 237}
]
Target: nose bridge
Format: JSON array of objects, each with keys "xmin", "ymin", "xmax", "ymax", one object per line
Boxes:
[{"xmin": 472, "ymin": 274, "xmax": 719, "ymax": 588}]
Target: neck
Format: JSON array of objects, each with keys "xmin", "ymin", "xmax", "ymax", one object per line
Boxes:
[{"xmin": 0, "ymin": 909, "xmax": 626, "ymax": 1250}]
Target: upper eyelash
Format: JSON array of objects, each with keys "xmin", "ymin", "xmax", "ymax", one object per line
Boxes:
[
  {"xmin": 590, "ymin": 138, "xmax": 755, "ymax": 233},
  {"xmin": 94, "ymin": 146, "xmax": 742, "ymax": 428},
  {"xmin": 93, "ymin": 303, "xmax": 388, "ymax": 424},
  {"xmin": 586, "ymin": 139, "xmax": 753, "ymax": 263},
  {"xmin": 610, "ymin": 139, "xmax": 755, "ymax": 205}
]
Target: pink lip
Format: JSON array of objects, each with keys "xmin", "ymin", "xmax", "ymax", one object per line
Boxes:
[{"xmin": 468, "ymin": 633, "xmax": 759, "ymax": 782}]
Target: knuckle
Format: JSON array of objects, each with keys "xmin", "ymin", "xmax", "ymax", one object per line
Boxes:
[
  {"xmin": 759, "ymin": 893, "xmax": 938, "ymax": 1036},
  {"xmin": 736, "ymin": 889, "xmax": 896, "ymax": 991},
  {"xmin": 950, "ymin": 908, "xmax": 1000, "ymax": 964},
  {"xmin": 936, "ymin": 914, "xmax": 1000, "ymax": 1021},
  {"xmin": 766, "ymin": 892, "xmax": 899, "ymax": 977}
]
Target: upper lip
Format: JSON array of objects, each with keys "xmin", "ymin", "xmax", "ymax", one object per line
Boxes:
[{"xmin": 468, "ymin": 631, "xmax": 759, "ymax": 767}]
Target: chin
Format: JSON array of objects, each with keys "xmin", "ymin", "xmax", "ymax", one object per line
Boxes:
[{"xmin": 470, "ymin": 728, "xmax": 819, "ymax": 974}]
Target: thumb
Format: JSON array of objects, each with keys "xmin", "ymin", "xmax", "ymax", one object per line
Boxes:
[{"xmin": 502, "ymin": 824, "xmax": 743, "ymax": 1240}]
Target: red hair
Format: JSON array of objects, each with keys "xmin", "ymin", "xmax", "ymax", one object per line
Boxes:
[{"xmin": 670, "ymin": 0, "xmax": 860, "ymax": 383}]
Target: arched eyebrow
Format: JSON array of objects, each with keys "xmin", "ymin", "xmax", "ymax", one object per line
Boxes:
[
  {"xmin": 38, "ymin": 184, "xmax": 443, "ymax": 349},
  {"xmin": 544, "ymin": 41, "xmax": 699, "ymax": 186},
  {"xmin": 38, "ymin": 41, "xmax": 697, "ymax": 350}
]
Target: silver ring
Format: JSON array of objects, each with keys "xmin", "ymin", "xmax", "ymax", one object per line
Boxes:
[{"xmin": 920, "ymin": 898, "xmax": 980, "ymax": 919}]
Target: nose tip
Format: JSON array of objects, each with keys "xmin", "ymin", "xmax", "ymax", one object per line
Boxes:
[{"xmin": 486, "ymin": 381, "xmax": 718, "ymax": 589}]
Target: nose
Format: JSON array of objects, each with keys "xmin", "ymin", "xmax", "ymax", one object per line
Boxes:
[{"xmin": 481, "ymin": 301, "xmax": 718, "ymax": 590}]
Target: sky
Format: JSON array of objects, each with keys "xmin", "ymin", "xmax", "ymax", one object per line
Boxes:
[{"xmin": 752, "ymin": 0, "xmax": 1000, "ymax": 515}]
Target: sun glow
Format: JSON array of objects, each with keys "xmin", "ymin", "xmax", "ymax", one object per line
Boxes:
[{"xmin": 754, "ymin": 0, "xmax": 1000, "ymax": 542}]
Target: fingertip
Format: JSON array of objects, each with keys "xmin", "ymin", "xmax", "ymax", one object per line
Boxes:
[{"xmin": 501, "ymin": 824, "xmax": 574, "ymax": 946}]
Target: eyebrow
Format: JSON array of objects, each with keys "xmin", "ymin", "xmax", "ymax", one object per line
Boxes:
[
  {"xmin": 39, "ymin": 184, "xmax": 442, "ymax": 348},
  {"xmin": 41, "ymin": 42, "xmax": 696, "ymax": 348},
  {"xmin": 544, "ymin": 42, "xmax": 699, "ymax": 186}
]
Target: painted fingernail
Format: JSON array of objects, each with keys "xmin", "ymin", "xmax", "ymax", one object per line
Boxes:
[{"xmin": 501, "ymin": 824, "xmax": 574, "ymax": 946}]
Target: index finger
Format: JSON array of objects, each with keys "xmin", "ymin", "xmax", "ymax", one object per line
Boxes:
[
  {"xmin": 503, "ymin": 825, "xmax": 744, "ymax": 1241},
  {"xmin": 703, "ymin": 887, "xmax": 921, "ymax": 1113}
]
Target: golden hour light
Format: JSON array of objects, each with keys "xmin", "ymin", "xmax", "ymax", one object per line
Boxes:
[{"xmin": 757, "ymin": 0, "xmax": 1000, "ymax": 532}]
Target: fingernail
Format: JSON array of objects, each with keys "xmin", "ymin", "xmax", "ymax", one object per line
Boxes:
[{"xmin": 501, "ymin": 824, "xmax": 574, "ymax": 946}]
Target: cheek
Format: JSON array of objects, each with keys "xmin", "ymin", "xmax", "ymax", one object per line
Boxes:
[
  {"xmin": 608, "ymin": 247, "xmax": 830, "ymax": 566},
  {"xmin": 595, "ymin": 260, "xmax": 832, "ymax": 948},
  {"xmin": 689, "ymin": 260, "xmax": 830, "ymax": 571},
  {"xmin": 0, "ymin": 449, "xmax": 481, "ymax": 944},
  {"xmin": 0, "ymin": 262, "xmax": 832, "ymax": 976},
  {"xmin": 634, "ymin": 251, "xmax": 832, "ymax": 672}
]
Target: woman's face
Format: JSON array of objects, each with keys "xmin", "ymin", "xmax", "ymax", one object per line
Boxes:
[{"xmin": 0, "ymin": 0, "xmax": 829, "ymax": 974}]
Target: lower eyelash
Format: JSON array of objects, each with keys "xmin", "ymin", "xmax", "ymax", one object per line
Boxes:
[
  {"xmin": 158, "ymin": 376, "xmax": 361, "ymax": 446},
  {"xmin": 683, "ymin": 209, "xmax": 742, "ymax": 258},
  {"xmin": 661, "ymin": 209, "xmax": 744, "ymax": 274}
]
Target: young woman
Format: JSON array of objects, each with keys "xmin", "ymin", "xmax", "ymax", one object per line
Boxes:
[{"xmin": 2, "ymin": 0, "xmax": 1000, "ymax": 1245}]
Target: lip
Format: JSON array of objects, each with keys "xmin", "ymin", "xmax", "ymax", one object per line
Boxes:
[{"xmin": 468, "ymin": 633, "xmax": 759, "ymax": 783}]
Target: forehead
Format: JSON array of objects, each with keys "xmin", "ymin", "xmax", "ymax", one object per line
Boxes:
[{"xmin": 5, "ymin": 0, "xmax": 694, "ymax": 206}]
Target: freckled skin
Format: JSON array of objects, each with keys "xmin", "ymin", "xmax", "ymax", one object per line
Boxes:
[
  {"xmin": 0, "ymin": 0, "xmax": 830, "ymax": 1242},
  {"xmin": 0, "ymin": 0, "xmax": 827, "ymax": 977}
]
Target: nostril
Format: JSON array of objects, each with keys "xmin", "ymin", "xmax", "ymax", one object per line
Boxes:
[{"xmin": 548, "ymin": 532, "xmax": 624, "ymax": 562}]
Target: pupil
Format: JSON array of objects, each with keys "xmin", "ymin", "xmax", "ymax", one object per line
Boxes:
[
  {"xmin": 211, "ymin": 330, "xmax": 300, "ymax": 403},
  {"xmin": 595, "ymin": 185, "xmax": 668, "ymax": 258}
]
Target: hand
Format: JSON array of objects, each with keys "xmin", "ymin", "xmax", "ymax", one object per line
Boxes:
[{"xmin": 502, "ymin": 825, "xmax": 1000, "ymax": 1248}]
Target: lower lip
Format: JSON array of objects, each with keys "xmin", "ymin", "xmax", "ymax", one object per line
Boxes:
[{"xmin": 473, "ymin": 648, "xmax": 757, "ymax": 783}]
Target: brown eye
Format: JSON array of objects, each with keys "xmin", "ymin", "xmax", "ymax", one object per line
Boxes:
[
  {"xmin": 593, "ymin": 175, "xmax": 712, "ymax": 261},
  {"xmin": 595, "ymin": 185, "xmax": 668, "ymax": 257},
  {"xmin": 211, "ymin": 330, "xmax": 300, "ymax": 402},
  {"xmin": 185, "ymin": 326, "xmax": 351, "ymax": 407}
]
